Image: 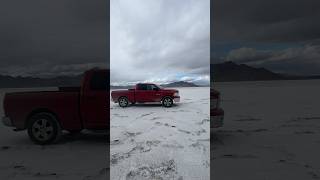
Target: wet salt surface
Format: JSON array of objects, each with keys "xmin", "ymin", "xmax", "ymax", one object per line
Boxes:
[
  {"xmin": 212, "ymin": 80, "xmax": 320, "ymax": 180},
  {"xmin": 110, "ymin": 87, "xmax": 210, "ymax": 180}
]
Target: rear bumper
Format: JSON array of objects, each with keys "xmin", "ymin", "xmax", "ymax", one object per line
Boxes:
[
  {"xmin": 2, "ymin": 116, "xmax": 13, "ymax": 127},
  {"xmin": 211, "ymin": 108, "xmax": 224, "ymax": 128}
]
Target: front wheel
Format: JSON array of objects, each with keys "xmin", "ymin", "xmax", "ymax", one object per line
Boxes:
[
  {"xmin": 162, "ymin": 97, "xmax": 173, "ymax": 107},
  {"xmin": 118, "ymin": 97, "xmax": 129, "ymax": 107},
  {"xmin": 27, "ymin": 112, "xmax": 62, "ymax": 145}
]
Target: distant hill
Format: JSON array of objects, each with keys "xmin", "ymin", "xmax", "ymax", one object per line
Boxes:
[
  {"xmin": 211, "ymin": 61, "xmax": 283, "ymax": 82},
  {"xmin": 110, "ymin": 81, "xmax": 199, "ymax": 89},
  {"xmin": 0, "ymin": 74, "xmax": 83, "ymax": 88},
  {"xmin": 2, "ymin": 62, "xmax": 320, "ymax": 88},
  {"xmin": 110, "ymin": 85, "xmax": 132, "ymax": 89},
  {"xmin": 212, "ymin": 61, "xmax": 320, "ymax": 82},
  {"xmin": 0, "ymin": 73, "xmax": 199, "ymax": 89},
  {"xmin": 161, "ymin": 81, "xmax": 198, "ymax": 87}
]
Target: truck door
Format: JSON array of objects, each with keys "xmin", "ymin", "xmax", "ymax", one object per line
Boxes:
[
  {"xmin": 135, "ymin": 84, "xmax": 148, "ymax": 102},
  {"xmin": 135, "ymin": 84, "xmax": 160, "ymax": 102},
  {"xmin": 148, "ymin": 84, "xmax": 162, "ymax": 102},
  {"xmin": 82, "ymin": 70, "xmax": 109, "ymax": 129}
]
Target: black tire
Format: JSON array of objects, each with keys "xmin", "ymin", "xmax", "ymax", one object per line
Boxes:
[
  {"xmin": 118, "ymin": 97, "xmax": 129, "ymax": 107},
  {"xmin": 162, "ymin": 97, "xmax": 173, "ymax": 107},
  {"xmin": 27, "ymin": 112, "xmax": 62, "ymax": 145}
]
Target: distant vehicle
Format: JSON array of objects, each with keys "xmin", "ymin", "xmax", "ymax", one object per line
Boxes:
[
  {"xmin": 2, "ymin": 69, "xmax": 109, "ymax": 145},
  {"xmin": 211, "ymin": 89, "xmax": 224, "ymax": 128},
  {"xmin": 111, "ymin": 83, "xmax": 180, "ymax": 108}
]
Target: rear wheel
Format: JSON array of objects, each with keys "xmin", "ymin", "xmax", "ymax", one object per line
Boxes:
[
  {"xmin": 162, "ymin": 97, "xmax": 173, "ymax": 107},
  {"xmin": 118, "ymin": 97, "xmax": 129, "ymax": 107},
  {"xmin": 27, "ymin": 112, "xmax": 62, "ymax": 145}
]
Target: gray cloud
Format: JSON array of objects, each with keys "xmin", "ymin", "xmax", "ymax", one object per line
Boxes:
[
  {"xmin": 0, "ymin": 0, "xmax": 107, "ymax": 77},
  {"xmin": 212, "ymin": 0, "xmax": 320, "ymax": 75},
  {"xmin": 226, "ymin": 48, "xmax": 272, "ymax": 63},
  {"xmin": 225, "ymin": 45, "xmax": 320, "ymax": 75},
  {"xmin": 213, "ymin": 0, "xmax": 320, "ymax": 43},
  {"xmin": 111, "ymin": 0, "xmax": 210, "ymax": 85}
]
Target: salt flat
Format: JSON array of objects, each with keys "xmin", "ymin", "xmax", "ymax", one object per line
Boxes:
[
  {"xmin": 212, "ymin": 80, "xmax": 320, "ymax": 180},
  {"xmin": 0, "ymin": 88, "xmax": 107, "ymax": 180},
  {"xmin": 110, "ymin": 87, "xmax": 210, "ymax": 180}
]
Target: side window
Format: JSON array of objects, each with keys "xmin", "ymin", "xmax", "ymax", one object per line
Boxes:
[
  {"xmin": 137, "ymin": 84, "xmax": 148, "ymax": 90},
  {"xmin": 90, "ymin": 72, "xmax": 107, "ymax": 91},
  {"xmin": 148, "ymin": 84, "xmax": 158, "ymax": 90},
  {"xmin": 146, "ymin": 84, "xmax": 155, "ymax": 90}
]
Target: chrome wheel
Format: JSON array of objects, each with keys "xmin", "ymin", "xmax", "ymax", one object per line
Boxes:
[
  {"xmin": 119, "ymin": 97, "xmax": 128, "ymax": 107},
  {"xmin": 32, "ymin": 119, "xmax": 54, "ymax": 142},
  {"xmin": 163, "ymin": 97, "xmax": 173, "ymax": 107},
  {"xmin": 27, "ymin": 112, "xmax": 62, "ymax": 145}
]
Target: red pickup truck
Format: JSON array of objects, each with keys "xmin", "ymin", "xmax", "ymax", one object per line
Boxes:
[
  {"xmin": 211, "ymin": 89, "xmax": 224, "ymax": 128},
  {"xmin": 2, "ymin": 69, "xmax": 109, "ymax": 144},
  {"xmin": 111, "ymin": 83, "xmax": 180, "ymax": 107}
]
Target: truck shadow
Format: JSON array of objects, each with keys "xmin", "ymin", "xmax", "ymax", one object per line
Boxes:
[
  {"xmin": 4, "ymin": 131, "xmax": 108, "ymax": 147},
  {"xmin": 211, "ymin": 131, "xmax": 226, "ymax": 146},
  {"xmin": 129, "ymin": 104, "xmax": 179, "ymax": 108},
  {"xmin": 210, "ymin": 129, "xmax": 235, "ymax": 147},
  {"xmin": 59, "ymin": 132, "xmax": 109, "ymax": 145}
]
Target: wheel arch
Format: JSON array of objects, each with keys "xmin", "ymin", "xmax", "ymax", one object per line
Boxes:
[
  {"xmin": 161, "ymin": 96, "xmax": 173, "ymax": 102},
  {"xmin": 118, "ymin": 96, "xmax": 130, "ymax": 102},
  {"xmin": 25, "ymin": 108, "xmax": 61, "ymax": 129}
]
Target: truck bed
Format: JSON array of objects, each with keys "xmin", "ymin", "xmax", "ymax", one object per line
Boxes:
[
  {"xmin": 111, "ymin": 89, "xmax": 135, "ymax": 103},
  {"xmin": 4, "ymin": 88, "xmax": 82, "ymax": 130}
]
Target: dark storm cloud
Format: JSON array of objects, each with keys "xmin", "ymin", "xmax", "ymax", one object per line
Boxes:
[
  {"xmin": 0, "ymin": 0, "xmax": 107, "ymax": 77},
  {"xmin": 213, "ymin": 0, "xmax": 320, "ymax": 75},
  {"xmin": 213, "ymin": 0, "xmax": 320, "ymax": 43},
  {"xmin": 225, "ymin": 44, "xmax": 320, "ymax": 75}
]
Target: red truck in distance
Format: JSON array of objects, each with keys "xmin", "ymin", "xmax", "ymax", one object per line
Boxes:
[
  {"xmin": 2, "ymin": 69, "xmax": 109, "ymax": 145},
  {"xmin": 111, "ymin": 83, "xmax": 180, "ymax": 107}
]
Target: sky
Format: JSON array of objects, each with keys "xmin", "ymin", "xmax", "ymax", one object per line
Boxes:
[
  {"xmin": 212, "ymin": 0, "xmax": 320, "ymax": 76},
  {"xmin": 110, "ymin": 0, "xmax": 210, "ymax": 85},
  {"xmin": 0, "ymin": 0, "xmax": 108, "ymax": 77},
  {"xmin": 3, "ymin": 0, "xmax": 317, "ymax": 81}
]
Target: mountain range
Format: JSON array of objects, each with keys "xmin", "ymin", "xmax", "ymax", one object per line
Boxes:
[
  {"xmin": 1, "ymin": 61, "xmax": 320, "ymax": 88},
  {"xmin": 0, "ymin": 74, "xmax": 83, "ymax": 88},
  {"xmin": 211, "ymin": 61, "xmax": 320, "ymax": 82},
  {"xmin": 110, "ymin": 81, "xmax": 199, "ymax": 89},
  {"xmin": 0, "ymin": 74, "xmax": 199, "ymax": 88}
]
